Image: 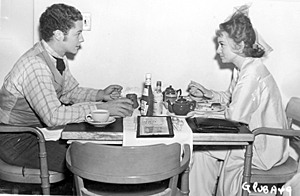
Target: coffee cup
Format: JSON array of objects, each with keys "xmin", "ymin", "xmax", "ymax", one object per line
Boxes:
[{"xmin": 86, "ymin": 109, "xmax": 110, "ymax": 122}]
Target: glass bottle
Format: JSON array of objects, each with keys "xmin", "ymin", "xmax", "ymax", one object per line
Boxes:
[
  {"xmin": 140, "ymin": 73, "xmax": 154, "ymax": 116},
  {"xmin": 153, "ymin": 81, "xmax": 163, "ymax": 115}
]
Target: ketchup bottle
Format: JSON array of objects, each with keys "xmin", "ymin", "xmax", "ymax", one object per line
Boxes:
[{"xmin": 140, "ymin": 73, "xmax": 154, "ymax": 116}]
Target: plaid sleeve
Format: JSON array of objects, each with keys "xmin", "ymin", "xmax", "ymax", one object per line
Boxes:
[
  {"xmin": 60, "ymin": 68, "xmax": 99, "ymax": 104},
  {"xmin": 20, "ymin": 57, "xmax": 97, "ymax": 126}
]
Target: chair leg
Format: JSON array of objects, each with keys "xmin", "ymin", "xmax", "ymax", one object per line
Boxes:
[
  {"xmin": 74, "ymin": 175, "xmax": 85, "ymax": 196},
  {"xmin": 242, "ymin": 143, "xmax": 253, "ymax": 196},
  {"xmin": 180, "ymin": 167, "xmax": 190, "ymax": 196},
  {"xmin": 212, "ymin": 160, "xmax": 224, "ymax": 196},
  {"xmin": 169, "ymin": 175, "xmax": 179, "ymax": 196},
  {"xmin": 212, "ymin": 176, "xmax": 220, "ymax": 196},
  {"xmin": 12, "ymin": 186, "xmax": 19, "ymax": 194}
]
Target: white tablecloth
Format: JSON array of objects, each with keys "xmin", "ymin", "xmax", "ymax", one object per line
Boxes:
[
  {"xmin": 123, "ymin": 111, "xmax": 193, "ymax": 153},
  {"xmin": 122, "ymin": 104, "xmax": 226, "ymax": 151}
]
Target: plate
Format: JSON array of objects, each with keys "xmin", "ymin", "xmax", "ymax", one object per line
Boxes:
[
  {"xmin": 186, "ymin": 95, "xmax": 211, "ymax": 103},
  {"xmin": 195, "ymin": 103, "xmax": 226, "ymax": 112},
  {"xmin": 85, "ymin": 116, "xmax": 116, "ymax": 127},
  {"xmin": 166, "ymin": 111, "xmax": 195, "ymax": 118}
]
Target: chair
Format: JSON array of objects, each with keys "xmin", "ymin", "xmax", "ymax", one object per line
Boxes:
[
  {"xmin": 66, "ymin": 142, "xmax": 190, "ymax": 196},
  {"xmin": 0, "ymin": 125, "xmax": 65, "ymax": 195},
  {"xmin": 250, "ymin": 97, "xmax": 300, "ymax": 194}
]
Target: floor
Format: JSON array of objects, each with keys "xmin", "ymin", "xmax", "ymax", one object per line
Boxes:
[
  {"xmin": 0, "ymin": 174, "xmax": 74, "ymax": 195},
  {"xmin": 0, "ymin": 176, "xmax": 287, "ymax": 196},
  {"xmin": 0, "ymin": 175, "xmax": 168, "ymax": 195}
]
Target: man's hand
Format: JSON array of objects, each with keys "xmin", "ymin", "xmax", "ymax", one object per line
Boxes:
[
  {"xmin": 96, "ymin": 97, "xmax": 134, "ymax": 117},
  {"xmin": 97, "ymin": 85, "xmax": 123, "ymax": 101}
]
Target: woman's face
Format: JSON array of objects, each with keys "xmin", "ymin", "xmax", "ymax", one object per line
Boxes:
[{"xmin": 216, "ymin": 31, "xmax": 239, "ymax": 64}]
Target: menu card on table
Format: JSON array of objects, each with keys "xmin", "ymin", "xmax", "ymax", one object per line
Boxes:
[
  {"xmin": 123, "ymin": 111, "xmax": 193, "ymax": 153},
  {"xmin": 137, "ymin": 116, "xmax": 174, "ymax": 138}
]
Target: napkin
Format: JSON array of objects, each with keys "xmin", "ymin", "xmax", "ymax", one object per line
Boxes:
[{"xmin": 37, "ymin": 126, "xmax": 64, "ymax": 141}]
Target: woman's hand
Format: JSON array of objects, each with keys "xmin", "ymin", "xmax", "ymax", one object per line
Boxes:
[{"xmin": 188, "ymin": 81, "xmax": 213, "ymax": 98}]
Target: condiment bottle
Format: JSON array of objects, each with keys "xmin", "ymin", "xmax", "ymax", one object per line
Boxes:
[
  {"xmin": 153, "ymin": 81, "xmax": 163, "ymax": 115},
  {"xmin": 140, "ymin": 73, "xmax": 154, "ymax": 116}
]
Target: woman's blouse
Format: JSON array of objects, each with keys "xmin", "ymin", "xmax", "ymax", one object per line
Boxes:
[{"xmin": 210, "ymin": 57, "xmax": 289, "ymax": 169}]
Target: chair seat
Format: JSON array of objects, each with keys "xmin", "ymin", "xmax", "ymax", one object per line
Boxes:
[
  {"xmin": 84, "ymin": 180, "xmax": 174, "ymax": 196},
  {"xmin": 251, "ymin": 156, "xmax": 298, "ymax": 183},
  {"xmin": 86, "ymin": 188, "xmax": 182, "ymax": 196},
  {"xmin": 0, "ymin": 158, "xmax": 64, "ymax": 184}
]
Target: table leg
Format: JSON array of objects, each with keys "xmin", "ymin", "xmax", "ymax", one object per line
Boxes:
[{"xmin": 242, "ymin": 143, "xmax": 253, "ymax": 196}]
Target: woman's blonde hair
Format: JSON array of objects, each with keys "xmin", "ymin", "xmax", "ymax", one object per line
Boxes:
[{"xmin": 217, "ymin": 12, "xmax": 264, "ymax": 58}]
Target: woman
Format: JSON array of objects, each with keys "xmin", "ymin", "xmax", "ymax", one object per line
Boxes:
[
  {"xmin": 284, "ymin": 172, "xmax": 300, "ymax": 196},
  {"xmin": 188, "ymin": 5, "xmax": 289, "ymax": 196}
]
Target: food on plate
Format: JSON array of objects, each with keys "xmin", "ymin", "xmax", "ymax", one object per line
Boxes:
[
  {"xmin": 195, "ymin": 102, "xmax": 225, "ymax": 112},
  {"xmin": 188, "ymin": 95, "xmax": 208, "ymax": 103},
  {"xmin": 211, "ymin": 103, "xmax": 223, "ymax": 110}
]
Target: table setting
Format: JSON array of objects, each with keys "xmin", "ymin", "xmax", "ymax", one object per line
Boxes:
[
  {"xmin": 40, "ymin": 82, "xmax": 254, "ymax": 193},
  {"xmin": 122, "ymin": 106, "xmax": 193, "ymax": 152},
  {"xmin": 120, "ymin": 85, "xmax": 228, "ymax": 154},
  {"xmin": 85, "ymin": 109, "xmax": 116, "ymax": 127},
  {"xmin": 35, "ymin": 78, "xmax": 250, "ymax": 196},
  {"xmin": 40, "ymin": 83, "xmax": 234, "ymax": 145}
]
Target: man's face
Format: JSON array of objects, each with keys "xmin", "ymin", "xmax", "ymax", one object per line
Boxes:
[{"xmin": 62, "ymin": 20, "xmax": 84, "ymax": 54}]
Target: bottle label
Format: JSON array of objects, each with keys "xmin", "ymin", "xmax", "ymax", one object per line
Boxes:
[
  {"xmin": 153, "ymin": 93, "xmax": 163, "ymax": 115},
  {"xmin": 142, "ymin": 88, "xmax": 149, "ymax": 96},
  {"xmin": 140, "ymin": 100, "xmax": 149, "ymax": 115}
]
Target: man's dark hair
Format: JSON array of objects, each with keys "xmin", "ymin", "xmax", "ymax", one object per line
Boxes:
[{"xmin": 39, "ymin": 3, "xmax": 83, "ymax": 42}]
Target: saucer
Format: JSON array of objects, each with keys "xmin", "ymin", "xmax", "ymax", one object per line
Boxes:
[
  {"xmin": 85, "ymin": 116, "xmax": 116, "ymax": 127},
  {"xmin": 166, "ymin": 111, "xmax": 195, "ymax": 118}
]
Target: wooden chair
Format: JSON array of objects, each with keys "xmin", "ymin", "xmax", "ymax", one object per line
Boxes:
[
  {"xmin": 0, "ymin": 125, "xmax": 65, "ymax": 195},
  {"xmin": 250, "ymin": 97, "xmax": 300, "ymax": 194},
  {"xmin": 66, "ymin": 142, "xmax": 190, "ymax": 196}
]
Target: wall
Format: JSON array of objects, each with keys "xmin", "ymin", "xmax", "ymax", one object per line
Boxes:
[
  {"xmin": 32, "ymin": 0, "xmax": 300, "ymax": 105},
  {"xmin": 0, "ymin": 0, "xmax": 34, "ymax": 85}
]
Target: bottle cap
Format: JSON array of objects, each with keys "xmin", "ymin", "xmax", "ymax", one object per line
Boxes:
[
  {"xmin": 157, "ymin": 81, "xmax": 162, "ymax": 86},
  {"xmin": 146, "ymin": 73, "xmax": 152, "ymax": 79}
]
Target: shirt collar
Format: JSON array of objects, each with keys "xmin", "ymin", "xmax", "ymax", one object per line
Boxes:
[
  {"xmin": 41, "ymin": 40, "xmax": 65, "ymax": 60},
  {"xmin": 237, "ymin": 57, "xmax": 255, "ymax": 71}
]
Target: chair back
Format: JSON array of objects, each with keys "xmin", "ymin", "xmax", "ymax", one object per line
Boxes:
[
  {"xmin": 251, "ymin": 97, "xmax": 300, "ymax": 185},
  {"xmin": 287, "ymin": 97, "xmax": 300, "ymax": 124},
  {"xmin": 287, "ymin": 97, "xmax": 300, "ymax": 172},
  {"xmin": 0, "ymin": 125, "xmax": 65, "ymax": 195},
  {"xmin": 66, "ymin": 142, "xmax": 190, "ymax": 196}
]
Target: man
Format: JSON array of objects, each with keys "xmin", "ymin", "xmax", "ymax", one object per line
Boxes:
[{"xmin": 0, "ymin": 3, "xmax": 133, "ymax": 172}]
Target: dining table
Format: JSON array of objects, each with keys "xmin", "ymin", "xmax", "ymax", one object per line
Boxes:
[{"xmin": 59, "ymin": 101, "xmax": 254, "ymax": 196}]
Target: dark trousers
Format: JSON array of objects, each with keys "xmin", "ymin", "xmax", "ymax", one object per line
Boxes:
[{"xmin": 0, "ymin": 133, "xmax": 68, "ymax": 173}]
